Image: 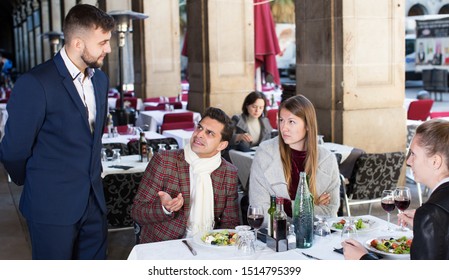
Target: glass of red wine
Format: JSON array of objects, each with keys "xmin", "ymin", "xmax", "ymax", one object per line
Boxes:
[
  {"xmin": 247, "ymin": 204, "xmax": 264, "ymax": 249},
  {"xmin": 381, "ymin": 190, "xmax": 396, "ymax": 231},
  {"xmin": 394, "ymin": 187, "xmax": 411, "ymax": 231}
]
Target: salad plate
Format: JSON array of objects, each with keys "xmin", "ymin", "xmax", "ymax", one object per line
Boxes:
[
  {"xmin": 364, "ymin": 235, "xmax": 412, "ymax": 260},
  {"xmin": 328, "ymin": 217, "xmax": 378, "ymax": 232},
  {"xmin": 193, "ymin": 229, "xmax": 237, "ymax": 248}
]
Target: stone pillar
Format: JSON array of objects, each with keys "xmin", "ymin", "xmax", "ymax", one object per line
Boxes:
[
  {"xmin": 141, "ymin": 0, "xmax": 181, "ymax": 100},
  {"xmin": 186, "ymin": 0, "xmax": 254, "ymax": 115},
  {"xmin": 296, "ymin": 0, "xmax": 406, "ymax": 153},
  {"xmin": 40, "ymin": 0, "xmax": 52, "ymax": 61}
]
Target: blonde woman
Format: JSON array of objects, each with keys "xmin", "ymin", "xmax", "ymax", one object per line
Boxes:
[{"xmin": 249, "ymin": 95, "xmax": 340, "ymax": 223}]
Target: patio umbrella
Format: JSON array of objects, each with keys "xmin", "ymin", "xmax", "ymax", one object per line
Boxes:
[{"xmin": 254, "ymin": 0, "xmax": 281, "ymax": 88}]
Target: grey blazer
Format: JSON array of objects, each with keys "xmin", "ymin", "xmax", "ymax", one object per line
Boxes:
[
  {"xmin": 249, "ymin": 137, "xmax": 340, "ymax": 226},
  {"xmin": 230, "ymin": 114, "xmax": 272, "ymax": 152}
]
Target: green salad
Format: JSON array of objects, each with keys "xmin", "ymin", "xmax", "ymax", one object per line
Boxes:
[
  {"xmin": 332, "ymin": 218, "xmax": 369, "ymax": 230},
  {"xmin": 201, "ymin": 230, "xmax": 237, "ymax": 246},
  {"xmin": 369, "ymin": 236, "xmax": 412, "ymax": 254}
]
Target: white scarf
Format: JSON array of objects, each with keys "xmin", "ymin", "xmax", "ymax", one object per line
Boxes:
[{"xmin": 184, "ymin": 143, "xmax": 222, "ymax": 237}]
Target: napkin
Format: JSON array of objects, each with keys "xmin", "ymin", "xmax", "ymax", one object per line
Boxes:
[{"xmin": 108, "ymin": 165, "xmax": 133, "ymax": 170}]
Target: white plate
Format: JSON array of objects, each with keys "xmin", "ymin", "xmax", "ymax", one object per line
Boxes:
[
  {"xmin": 328, "ymin": 217, "xmax": 378, "ymax": 232},
  {"xmin": 364, "ymin": 236, "xmax": 412, "ymax": 260},
  {"xmin": 192, "ymin": 229, "xmax": 237, "ymax": 249}
]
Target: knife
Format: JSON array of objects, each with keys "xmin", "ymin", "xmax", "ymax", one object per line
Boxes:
[
  {"xmin": 182, "ymin": 240, "xmax": 197, "ymax": 256},
  {"xmin": 301, "ymin": 252, "xmax": 322, "ymax": 260}
]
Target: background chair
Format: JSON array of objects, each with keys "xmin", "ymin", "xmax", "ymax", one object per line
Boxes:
[
  {"xmin": 163, "ymin": 112, "xmax": 194, "ymax": 123},
  {"xmin": 144, "ymin": 104, "xmax": 165, "ymax": 111},
  {"xmin": 160, "ymin": 121, "xmax": 195, "ymax": 133},
  {"xmin": 431, "ymin": 69, "xmax": 448, "ymax": 101},
  {"xmin": 407, "ymin": 99, "xmax": 434, "ymax": 121},
  {"xmin": 430, "ymin": 111, "xmax": 449, "ymax": 119},
  {"xmin": 116, "ymin": 97, "xmax": 138, "ymax": 110},
  {"xmin": 267, "ymin": 108, "xmax": 278, "ymax": 129},
  {"xmin": 343, "ymin": 151, "xmax": 406, "ymax": 216},
  {"xmin": 103, "ymin": 172, "xmax": 143, "ymax": 231}
]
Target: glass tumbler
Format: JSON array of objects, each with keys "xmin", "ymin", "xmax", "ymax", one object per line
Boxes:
[{"xmin": 112, "ymin": 149, "xmax": 121, "ymax": 162}]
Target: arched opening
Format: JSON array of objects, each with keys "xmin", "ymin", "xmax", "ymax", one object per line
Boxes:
[
  {"xmin": 408, "ymin": 4, "xmax": 428, "ymax": 16},
  {"xmin": 439, "ymin": 4, "xmax": 449, "ymax": 14}
]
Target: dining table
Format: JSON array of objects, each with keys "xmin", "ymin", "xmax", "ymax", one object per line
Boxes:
[
  {"xmin": 101, "ymin": 154, "xmax": 149, "ymax": 178},
  {"xmin": 162, "ymin": 129, "xmax": 194, "ymax": 148},
  {"xmin": 102, "ymin": 130, "xmax": 166, "ymax": 145},
  {"xmin": 127, "ymin": 214, "xmax": 411, "ymax": 260},
  {"xmin": 135, "ymin": 109, "xmax": 201, "ymax": 132}
]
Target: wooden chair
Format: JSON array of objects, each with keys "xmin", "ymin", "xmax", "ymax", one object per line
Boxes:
[
  {"xmin": 127, "ymin": 137, "xmax": 179, "ymax": 154},
  {"xmin": 343, "ymin": 151, "xmax": 406, "ymax": 216},
  {"xmin": 407, "ymin": 99, "xmax": 434, "ymax": 121}
]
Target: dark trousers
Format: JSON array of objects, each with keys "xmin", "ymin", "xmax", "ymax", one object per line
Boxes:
[{"xmin": 27, "ymin": 190, "xmax": 107, "ymax": 260}]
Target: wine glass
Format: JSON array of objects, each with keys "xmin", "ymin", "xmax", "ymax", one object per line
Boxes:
[
  {"xmin": 394, "ymin": 187, "xmax": 411, "ymax": 231},
  {"xmin": 341, "ymin": 217, "xmax": 358, "ymax": 241},
  {"xmin": 247, "ymin": 205, "xmax": 264, "ymax": 250},
  {"xmin": 112, "ymin": 149, "xmax": 121, "ymax": 162},
  {"xmin": 157, "ymin": 143, "xmax": 166, "ymax": 152},
  {"xmin": 381, "ymin": 190, "xmax": 396, "ymax": 231}
]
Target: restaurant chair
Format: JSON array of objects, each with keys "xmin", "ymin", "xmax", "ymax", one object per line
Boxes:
[
  {"xmin": 144, "ymin": 104, "xmax": 165, "ymax": 111},
  {"xmin": 158, "ymin": 101, "xmax": 182, "ymax": 109},
  {"xmin": 160, "ymin": 121, "xmax": 195, "ymax": 133},
  {"xmin": 407, "ymin": 99, "xmax": 434, "ymax": 121},
  {"xmin": 343, "ymin": 151, "xmax": 405, "ymax": 216},
  {"xmin": 102, "ymin": 143, "xmax": 129, "ymax": 157},
  {"xmin": 181, "ymin": 93, "xmax": 188, "ymax": 102},
  {"xmin": 431, "ymin": 69, "xmax": 448, "ymax": 101},
  {"xmin": 267, "ymin": 109, "xmax": 278, "ymax": 129},
  {"xmin": 103, "ymin": 172, "xmax": 143, "ymax": 231},
  {"xmin": 429, "ymin": 111, "xmax": 449, "ymax": 119},
  {"xmin": 168, "ymin": 97, "xmax": 178, "ymax": 102},
  {"xmin": 116, "ymin": 97, "xmax": 138, "ymax": 110},
  {"xmin": 163, "ymin": 112, "xmax": 194, "ymax": 123},
  {"xmin": 143, "ymin": 97, "xmax": 161, "ymax": 103},
  {"xmin": 422, "ymin": 69, "xmax": 434, "ymax": 97}
]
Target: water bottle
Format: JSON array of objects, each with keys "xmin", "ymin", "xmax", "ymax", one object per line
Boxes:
[{"xmin": 293, "ymin": 172, "xmax": 314, "ymax": 248}]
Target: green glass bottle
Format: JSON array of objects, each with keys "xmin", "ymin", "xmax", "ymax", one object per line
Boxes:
[{"xmin": 267, "ymin": 195, "xmax": 276, "ymax": 237}]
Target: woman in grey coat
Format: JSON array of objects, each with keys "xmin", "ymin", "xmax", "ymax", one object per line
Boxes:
[
  {"xmin": 249, "ymin": 95, "xmax": 340, "ymax": 224},
  {"xmin": 230, "ymin": 91, "xmax": 273, "ymax": 152}
]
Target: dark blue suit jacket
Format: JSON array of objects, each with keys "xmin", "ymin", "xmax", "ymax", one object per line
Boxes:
[{"xmin": 0, "ymin": 52, "xmax": 108, "ymax": 225}]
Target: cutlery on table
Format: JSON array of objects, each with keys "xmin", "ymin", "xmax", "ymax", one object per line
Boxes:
[
  {"xmin": 301, "ymin": 252, "xmax": 322, "ymax": 260},
  {"xmin": 182, "ymin": 240, "xmax": 197, "ymax": 256}
]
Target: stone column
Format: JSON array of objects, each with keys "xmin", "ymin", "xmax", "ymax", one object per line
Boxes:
[
  {"xmin": 296, "ymin": 0, "xmax": 406, "ymax": 153},
  {"xmin": 40, "ymin": 0, "xmax": 51, "ymax": 61},
  {"xmin": 186, "ymin": 0, "xmax": 254, "ymax": 115},
  {"xmin": 140, "ymin": 0, "xmax": 181, "ymax": 100}
]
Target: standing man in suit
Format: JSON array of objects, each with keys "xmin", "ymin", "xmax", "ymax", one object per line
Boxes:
[
  {"xmin": 0, "ymin": 4, "xmax": 115, "ymax": 259},
  {"xmin": 131, "ymin": 107, "xmax": 240, "ymax": 243}
]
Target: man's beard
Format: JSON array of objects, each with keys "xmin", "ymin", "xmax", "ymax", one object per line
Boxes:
[{"xmin": 81, "ymin": 48, "xmax": 103, "ymax": 68}]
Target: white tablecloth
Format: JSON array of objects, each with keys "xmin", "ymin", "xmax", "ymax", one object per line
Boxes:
[
  {"xmin": 135, "ymin": 109, "xmax": 201, "ymax": 132},
  {"xmin": 127, "ymin": 215, "xmax": 410, "ymax": 260},
  {"xmin": 101, "ymin": 155, "xmax": 148, "ymax": 177},
  {"xmin": 102, "ymin": 131, "xmax": 166, "ymax": 144},
  {"xmin": 162, "ymin": 129, "xmax": 194, "ymax": 148}
]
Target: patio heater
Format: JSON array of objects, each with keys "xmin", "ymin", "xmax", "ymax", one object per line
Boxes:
[
  {"xmin": 42, "ymin": 31, "xmax": 64, "ymax": 57},
  {"xmin": 108, "ymin": 10, "xmax": 148, "ymax": 124}
]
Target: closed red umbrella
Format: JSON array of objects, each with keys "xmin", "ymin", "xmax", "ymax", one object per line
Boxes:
[{"xmin": 254, "ymin": 0, "xmax": 281, "ymax": 85}]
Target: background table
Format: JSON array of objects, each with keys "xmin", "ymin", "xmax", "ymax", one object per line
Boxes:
[
  {"xmin": 101, "ymin": 155, "xmax": 149, "ymax": 177},
  {"xmin": 127, "ymin": 215, "xmax": 409, "ymax": 260},
  {"xmin": 162, "ymin": 129, "xmax": 194, "ymax": 148},
  {"xmin": 135, "ymin": 109, "xmax": 201, "ymax": 132},
  {"xmin": 102, "ymin": 131, "xmax": 166, "ymax": 145}
]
